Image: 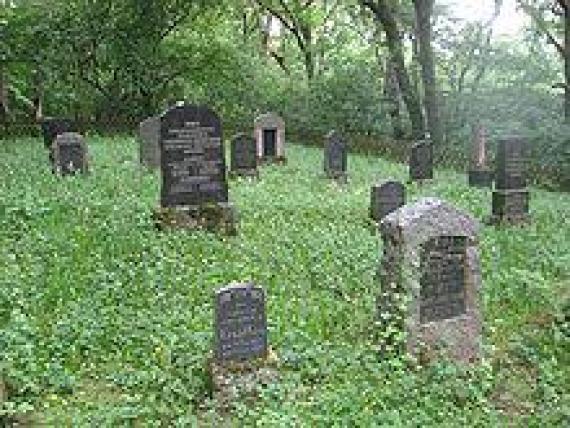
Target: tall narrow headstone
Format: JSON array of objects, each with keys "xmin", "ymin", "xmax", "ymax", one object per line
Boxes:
[
  {"xmin": 155, "ymin": 103, "xmax": 235, "ymax": 233},
  {"xmin": 378, "ymin": 198, "xmax": 482, "ymax": 364},
  {"xmin": 230, "ymin": 133, "xmax": 258, "ymax": 178},
  {"xmin": 490, "ymin": 136, "xmax": 530, "ymax": 225},
  {"xmin": 139, "ymin": 116, "xmax": 161, "ymax": 169},
  {"xmin": 254, "ymin": 113, "xmax": 286, "ymax": 164},
  {"xmin": 51, "ymin": 132, "xmax": 88, "ymax": 175},
  {"xmin": 468, "ymin": 124, "xmax": 493, "ymax": 187},
  {"xmin": 370, "ymin": 180, "xmax": 406, "ymax": 223},
  {"xmin": 324, "ymin": 130, "xmax": 347, "ymax": 180},
  {"xmin": 409, "ymin": 136, "xmax": 433, "ymax": 182}
]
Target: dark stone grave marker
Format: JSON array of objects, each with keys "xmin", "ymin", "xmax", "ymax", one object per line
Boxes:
[
  {"xmin": 409, "ymin": 137, "xmax": 433, "ymax": 182},
  {"xmin": 370, "ymin": 180, "xmax": 405, "ymax": 222},
  {"xmin": 230, "ymin": 133, "xmax": 258, "ymax": 178},
  {"xmin": 52, "ymin": 132, "xmax": 88, "ymax": 175},
  {"xmin": 324, "ymin": 130, "xmax": 347, "ymax": 180},
  {"xmin": 254, "ymin": 113, "xmax": 286, "ymax": 164}
]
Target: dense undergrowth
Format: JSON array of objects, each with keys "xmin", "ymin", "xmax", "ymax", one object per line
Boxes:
[{"xmin": 0, "ymin": 137, "xmax": 568, "ymax": 426}]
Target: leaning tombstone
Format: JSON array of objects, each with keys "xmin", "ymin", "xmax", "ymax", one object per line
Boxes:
[
  {"xmin": 409, "ymin": 135, "xmax": 433, "ymax": 182},
  {"xmin": 254, "ymin": 112, "xmax": 286, "ymax": 164},
  {"xmin": 378, "ymin": 198, "xmax": 482, "ymax": 364},
  {"xmin": 153, "ymin": 102, "xmax": 236, "ymax": 234},
  {"xmin": 230, "ymin": 132, "xmax": 258, "ymax": 178},
  {"xmin": 468, "ymin": 123, "xmax": 493, "ymax": 187},
  {"xmin": 138, "ymin": 115, "xmax": 161, "ymax": 169},
  {"xmin": 489, "ymin": 136, "xmax": 530, "ymax": 225},
  {"xmin": 323, "ymin": 130, "xmax": 348, "ymax": 180},
  {"xmin": 208, "ymin": 282, "xmax": 278, "ymax": 410},
  {"xmin": 51, "ymin": 132, "xmax": 89, "ymax": 175},
  {"xmin": 370, "ymin": 180, "xmax": 406, "ymax": 224}
]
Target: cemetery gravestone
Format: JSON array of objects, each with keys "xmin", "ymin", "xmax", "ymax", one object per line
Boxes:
[
  {"xmin": 378, "ymin": 198, "xmax": 482, "ymax": 364},
  {"xmin": 155, "ymin": 103, "xmax": 236, "ymax": 233},
  {"xmin": 51, "ymin": 132, "xmax": 88, "ymax": 175},
  {"xmin": 490, "ymin": 136, "xmax": 530, "ymax": 225},
  {"xmin": 254, "ymin": 112, "xmax": 286, "ymax": 164},
  {"xmin": 139, "ymin": 115, "xmax": 161, "ymax": 169},
  {"xmin": 370, "ymin": 180, "xmax": 406, "ymax": 223},
  {"xmin": 409, "ymin": 136, "xmax": 433, "ymax": 182},
  {"xmin": 41, "ymin": 117, "xmax": 76, "ymax": 150},
  {"xmin": 230, "ymin": 133, "xmax": 258, "ymax": 178},
  {"xmin": 468, "ymin": 124, "xmax": 493, "ymax": 187},
  {"xmin": 324, "ymin": 130, "xmax": 347, "ymax": 180}
]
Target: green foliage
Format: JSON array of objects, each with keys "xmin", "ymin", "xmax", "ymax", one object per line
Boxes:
[{"xmin": 0, "ymin": 137, "xmax": 568, "ymax": 425}]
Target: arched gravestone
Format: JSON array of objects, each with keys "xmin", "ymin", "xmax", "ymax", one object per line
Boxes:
[
  {"xmin": 324, "ymin": 130, "xmax": 347, "ymax": 180},
  {"xmin": 378, "ymin": 198, "xmax": 482, "ymax": 364},
  {"xmin": 370, "ymin": 180, "xmax": 406, "ymax": 222},
  {"xmin": 156, "ymin": 103, "xmax": 236, "ymax": 233},
  {"xmin": 409, "ymin": 137, "xmax": 433, "ymax": 182},
  {"xmin": 490, "ymin": 136, "xmax": 530, "ymax": 225},
  {"xmin": 253, "ymin": 113, "xmax": 286, "ymax": 164},
  {"xmin": 51, "ymin": 132, "xmax": 89, "ymax": 175},
  {"xmin": 230, "ymin": 133, "xmax": 258, "ymax": 178},
  {"xmin": 468, "ymin": 123, "xmax": 493, "ymax": 188},
  {"xmin": 139, "ymin": 115, "xmax": 161, "ymax": 169}
]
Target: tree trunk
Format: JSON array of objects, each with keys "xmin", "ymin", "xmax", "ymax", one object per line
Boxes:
[
  {"xmin": 385, "ymin": 57, "xmax": 404, "ymax": 139},
  {"xmin": 414, "ymin": 0, "xmax": 442, "ymax": 146},
  {"xmin": 0, "ymin": 66, "xmax": 8, "ymax": 123}
]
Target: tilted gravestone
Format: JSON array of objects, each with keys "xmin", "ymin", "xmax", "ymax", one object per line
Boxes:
[
  {"xmin": 51, "ymin": 132, "xmax": 89, "ymax": 175},
  {"xmin": 254, "ymin": 112, "xmax": 286, "ymax": 164},
  {"xmin": 468, "ymin": 123, "xmax": 493, "ymax": 187},
  {"xmin": 139, "ymin": 115, "xmax": 161, "ymax": 169},
  {"xmin": 155, "ymin": 103, "xmax": 236, "ymax": 233},
  {"xmin": 324, "ymin": 130, "xmax": 348, "ymax": 180},
  {"xmin": 409, "ymin": 137, "xmax": 433, "ymax": 182},
  {"xmin": 490, "ymin": 136, "xmax": 530, "ymax": 225},
  {"xmin": 378, "ymin": 198, "xmax": 482, "ymax": 364},
  {"xmin": 370, "ymin": 180, "xmax": 406, "ymax": 223},
  {"xmin": 230, "ymin": 133, "xmax": 258, "ymax": 178}
]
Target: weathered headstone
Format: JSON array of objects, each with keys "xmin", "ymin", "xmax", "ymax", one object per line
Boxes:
[
  {"xmin": 370, "ymin": 180, "xmax": 406, "ymax": 223},
  {"xmin": 468, "ymin": 124, "xmax": 493, "ymax": 187},
  {"xmin": 155, "ymin": 103, "xmax": 236, "ymax": 233},
  {"xmin": 51, "ymin": 132, "xmax": 88, "ymax": 175},
  {"xmin": 230, "ymin": 133, "xmax": 258, "ymax": 178},
  {"xmin": 378, "ymin": 198, "xmax": 482, "ymax": 364},
  {"xmin": 214, "ymin": 282, "xmax": 267, "ymax": 362},
  {"xmin": 254, "ymin": 112, "xmax": 286, "ymax": 164},
  {"xmin": 324, "ymin": 130, "xmax": 347, "ymax": 180},
  {"xmin": 409, "ymin": 136, "xmax": 433, "ymax": 182},
  {"xmin": 490, "ymin": 136, "xmax": 530, "ymax": 225},
  {"xmin": 139, "ymin": 115, "xmax": 161, "ymax": 169}
]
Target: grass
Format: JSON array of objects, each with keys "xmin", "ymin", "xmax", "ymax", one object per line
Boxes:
[{"xmin": 0, "ymin": 136, "xmax": 569, "ymax": 426}]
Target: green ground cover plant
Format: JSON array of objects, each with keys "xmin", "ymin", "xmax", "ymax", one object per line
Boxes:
[{"xmin": 0, "ymin": 137, "xmax": 568, "ymax": 426}]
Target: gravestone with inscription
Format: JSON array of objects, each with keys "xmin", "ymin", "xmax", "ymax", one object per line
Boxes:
[
  {"xmin": 378, "ymin": 198, "xmax": 482, "ymax": 364},
  {"xmin": 468, "ymin": 123, "xmax": 493, "ymax": 187},
  {"xmin": 139, "ymin": 115, "xmax": 161, "ymax": 169},
  {"xmin": 230, "ymin": 133, "xmax": 258, "ymax": 178},
  {"xmin": 409, "ymin": 136, "xmax": 433, "ymax": 182},
  {"xmin": 490, "ymin": 136, "xmax": 530, "ymax": 225},
  {"xmin": 324, "ymin": 130, "xmax": 348, "ymax": 180},
  {"xmin": 155, "ymin": 103, "xmax": 236, "ymax": 233},
  {"xmin": 51, "ymin": 132, "xmax": 89, "ymax": 175},
  {"xmin": 254, "ymin": 112, "xmax": 286, "ymax": 164},
  {"xmin": 370, "ymin": 180, "xmax": 406, "ymax": 223}
]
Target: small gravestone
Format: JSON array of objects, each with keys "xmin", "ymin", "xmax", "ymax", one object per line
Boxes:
[
  {"xmin": 378, "ymin": 198, "xmax": 482, "ymax": 364},
  {"xmin": 370, "ymin": 180, "xmax": 406, "ymax": 223},
  {"xmin": 40, "ymin": 117, "xmax": 76, "ymax": 150},
  {"xmin": 490, "ymin": 136, "xmax": 530, "ymax": 225},
  {"xmin": 409, "ymin": 136, "xmax": 433, "ymax": 182},
  {"xmin": 208, "ymin": 282, "xmax": 278, "ymax": 410},
  {"xmin": 254, "ymin": 112, "xmax": 286, "ymax": 164},
  {"xmin": 51, "ymin": 132, "xmax": 88, "ymax": 175},
  {"xmin": 139, "ymin": 115, "xmax": 160, "ymax": 169},
  {"xmin": 468, "ymin": 124, "xmax": 493, "ymax": 187},
  {"xmin": 230, "ymin": 133, "xmax": 258, "ymax": 178},
  {"xmin": 154, "ymin": 103, "xmax": 236, "ymax": 234},
  {"xmin": 324, "ymin": 130, "xmax": 347, "ymax": 180}
]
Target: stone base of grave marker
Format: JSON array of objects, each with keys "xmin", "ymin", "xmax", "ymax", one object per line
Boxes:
[
  {"xmin": 153, "ymin": 202, "xmax": 237, "ymax": 235},
  {"xmin": 229, "ymin": 168, "xmax": 259, "ymax": 179},
  {"xmin": 324, "ymin": 170, "xmax": 348, "ymax": 182},
  {"xmin": 468, "ymin": 169, "xmax": 493, "ymax": 188},
  {"xmin": 207, "ymin": 348, "xmax": 280, "ymax": 410},
  {"xmin": 489, "ymin": 189, "xmax": 530, "ymax": 226},
  {"xmin": 258, "ymin": 155, "xmax": 287, "ymax": 165}
]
